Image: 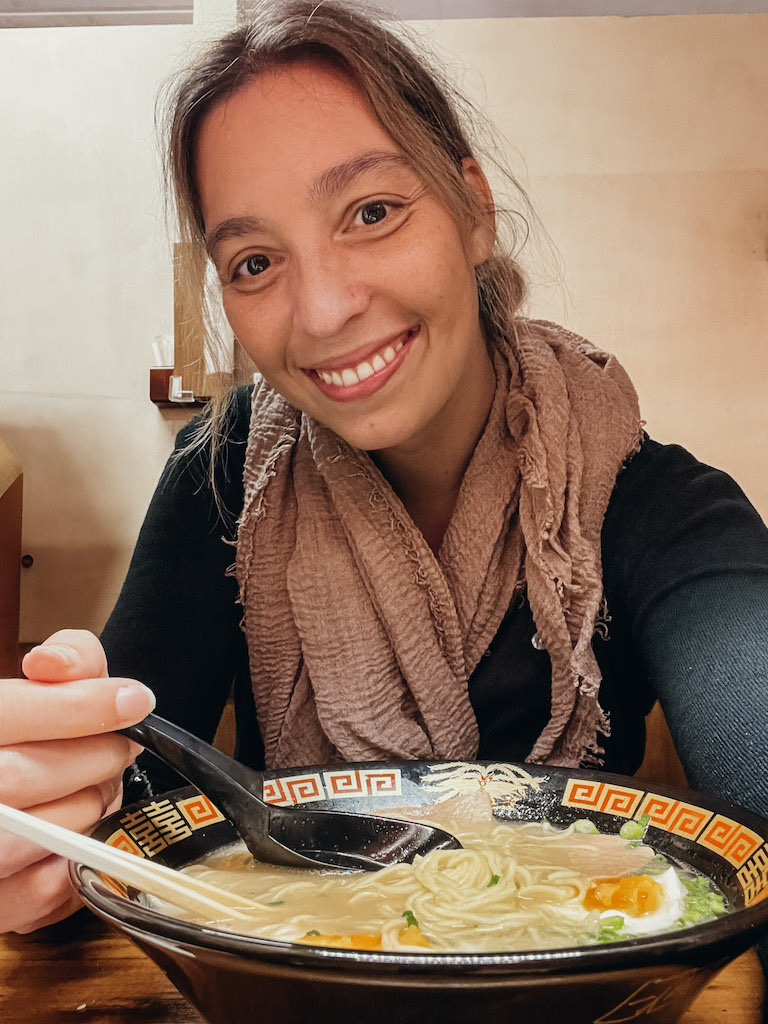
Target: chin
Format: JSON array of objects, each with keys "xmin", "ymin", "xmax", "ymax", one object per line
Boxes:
[{"xmin": 330, "ymin": 418, "xmax": 422, "ymax": 455}]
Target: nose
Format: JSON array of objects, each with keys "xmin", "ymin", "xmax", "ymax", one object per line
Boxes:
[{"xmin": 291, "ymin": 245, "xmax": 371, "ymax": 340}]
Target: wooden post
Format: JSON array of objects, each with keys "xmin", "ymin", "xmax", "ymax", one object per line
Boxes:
[
  {"xmin": 173, "ymin": 242, "xmax": 207, "ymax": 402},
  {"xmin": 170, "ymin": 242, "xmax": 238, "ymax": 405},
  {"xmin": 0, "ymin": 438, "xmax": 22, "ymax": 677}
]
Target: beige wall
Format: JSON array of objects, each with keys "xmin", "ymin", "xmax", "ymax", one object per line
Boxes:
[
  {"xmin": 432, "ymin": 14, "xmax": 768, "ymax": 515},
  {"xmin": 1, "ymin": 13, "xmax": 766, "ymax": 641},
  {"xmin": 0, "ymin": 24, "xmax": 195, "ymax": 641}
]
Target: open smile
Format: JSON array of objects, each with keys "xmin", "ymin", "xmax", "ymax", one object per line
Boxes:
[{"xmin": 306, "ymin": 326, "xmax": 419, "ymax": 402}]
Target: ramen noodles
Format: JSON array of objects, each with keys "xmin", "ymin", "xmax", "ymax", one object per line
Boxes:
[{"xmin": 162, "ymin": 816, "xmax": 727, "ymax": 953}]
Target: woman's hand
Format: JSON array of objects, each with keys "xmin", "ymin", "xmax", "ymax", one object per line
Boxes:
[{"xmin": 0, "ymin": 629, "xmax": 155, "ymax": 933}]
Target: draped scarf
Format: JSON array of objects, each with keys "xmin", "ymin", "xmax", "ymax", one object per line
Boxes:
[{"xmin": 234, "ymin": 319, "xmax": 643, "ymax": 769}]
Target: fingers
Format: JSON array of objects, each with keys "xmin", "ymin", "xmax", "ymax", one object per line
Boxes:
[
  {"xmin": 0, "ymin": 628, "xmax": 148, "ymax": 935},
  {"xmin": 0, "ymin": 735, "xmax": 141, "ymax": 810},
  {"xmin": 12, "ymin": 892, "xmax": 84, "ymax": 933},
  {"xmin": 13, "ymin": 891, "xmax": 84, "ymax": 934},
  {"xmin": 0, "ymin": 778, "xmax": 123, "ymax": 879},
  {"xmin": 21, "ymin": 629, "xmax": 108, "ymax": 683},
  {"xmin": 0, "ymin": 855, "xmax": 79, "ymax": 933},
  {"xmin": 0, "ymin": 676, "xmax": 155, "ymax": 745}
]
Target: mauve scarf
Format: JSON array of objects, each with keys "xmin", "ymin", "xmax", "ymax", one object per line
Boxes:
[{"xmin": 234, "ymin": 320, "xmax": 643, "ymax": 769}]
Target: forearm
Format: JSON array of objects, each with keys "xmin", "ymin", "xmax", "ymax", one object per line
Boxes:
[
  {"xmin": 636, "ymin": 571, "xmax": 768, "ymax": 816},
  {"xmin": 636, "ymin": 571, "xmax": 768, "ymax": 991}
]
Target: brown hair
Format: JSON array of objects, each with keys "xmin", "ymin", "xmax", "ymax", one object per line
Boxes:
[{"xmin": 160, "ymin": 0, "xmax": 535, "ymax": 475}]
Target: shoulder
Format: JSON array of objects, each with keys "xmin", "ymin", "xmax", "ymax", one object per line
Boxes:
[
  {"xmin": 602, "ymin": 436, "xmax": 768, "ymax": 625},
  {"xmin": 160, "ymin": 385, "xmax": 254, "ymax": 530},
  {"xmin": 173, "ymin": 384, "xmax": 253, "ymax": 455},
  {"xmin": 607, "ymin": 436, "xmax": 765, "ymax": 538}
]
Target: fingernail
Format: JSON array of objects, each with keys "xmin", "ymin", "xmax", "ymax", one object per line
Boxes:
[{"xmin": 115, "ymin": 684, "xmax": 156, "ymax": 723}]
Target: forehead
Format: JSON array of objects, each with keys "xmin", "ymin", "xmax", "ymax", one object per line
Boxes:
[{"xmin": 194, "ymin": 61, "xmax": 403, "ymax": 218}]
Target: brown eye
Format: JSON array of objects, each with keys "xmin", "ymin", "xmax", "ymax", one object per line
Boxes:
[
  {"xmin": 238, "ymin": 254, "xmax": 270, "ymax": 277},
  {"xmin": 360, "ymin": 202, "xmax": 387, "ymax": 225}
]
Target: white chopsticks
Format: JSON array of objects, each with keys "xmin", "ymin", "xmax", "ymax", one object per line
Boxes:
[{"xmin": 0, "ymin": 801, "xmax": 258, "ymax": 921}]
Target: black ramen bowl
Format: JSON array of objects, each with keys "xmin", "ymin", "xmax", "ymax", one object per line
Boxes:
[{"xmin": 70, "ymin": 761, "xmax": 768, "ymax": 1024}]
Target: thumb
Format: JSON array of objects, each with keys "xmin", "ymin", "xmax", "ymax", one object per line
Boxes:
[{"xmin": 21, "ymin": 629, "xmax": 109, "ymax": 683}]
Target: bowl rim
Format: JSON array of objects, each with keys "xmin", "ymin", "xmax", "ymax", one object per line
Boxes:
[{"xmin": 71, "ymin": 759, "xmax": 768, "ymax": 976}]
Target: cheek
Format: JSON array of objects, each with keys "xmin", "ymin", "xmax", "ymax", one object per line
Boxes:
[
  {"xmin": 376, "ymin": 228, "xmax": 471, "ymax": 316},
  {"xmin": 222, "ymin": 293, "xmax": 289, "ymax": 373}
]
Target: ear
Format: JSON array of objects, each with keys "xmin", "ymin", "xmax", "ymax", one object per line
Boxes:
[{"xmin": 461, "ymin": 157, "xmax": 496, "ymax": 266}]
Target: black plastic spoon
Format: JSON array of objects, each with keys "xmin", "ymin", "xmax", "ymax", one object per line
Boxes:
[{"xmin": 120, "ymin": 713, "xmax": 460, "ymax": 871}]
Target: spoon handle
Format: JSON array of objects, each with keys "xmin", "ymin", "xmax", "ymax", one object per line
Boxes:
[
  {"xmin": 120, "ymin": 715, "xmax": 461, "ymax": 872},
  {"xmin": 120, "ymin": 713, "xmax": 270, "ymax": 835},
  {"xmin": 119, "ymin": 714, "xmax": 321, "ymax": 868}
]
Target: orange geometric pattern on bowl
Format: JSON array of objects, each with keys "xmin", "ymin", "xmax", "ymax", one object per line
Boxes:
[
  {"xmin": 737, "ymin": 845, "xmax": 768, "ymax": 906},
  {"xmin": 636, "ymin": 794, "xmax": 712, "ymax": 840},
  {"xmin": 562, "ymin": 780, "xmax": 767, "ymax": 882},
  {"xmin": 697, "ymin": 815, "xmax": 764, "ymax": 868},
  {"xmin": 106, "ymin": 828, "xmax": 145, "ymax": 858},
  {"xmin": 109, "ymin": 797, "xmax": 224, "ymax": 858},
  {"xmin": 263, "ymin": 769, "xmax": 403, "ymax": 806},
  {"xmin": 263, "ymin": 772, "xmax": 324, "ymax": 807},
  {"xmin": 561, "ymin": 779, "xmax": 644, "ymax": 818},
  {"xmin": 323, "ymin": 769, "xmax": 402, "ymax": 799},
  {"xmin": 177, "ymin": 794, "xmax": 226, "ymax": 830}
]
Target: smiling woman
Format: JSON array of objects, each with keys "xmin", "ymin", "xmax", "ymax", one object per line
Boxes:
[
  {"xmin": 195, "ymin": 63, "xmax": 495, "ymax": 466},
  {"xmin": 1, "ymin": 0, "xmax": 767, "ymax": 966},
  {"xmin": 164, "ymin": 1, "xmax": 530, "ymax": 471}
]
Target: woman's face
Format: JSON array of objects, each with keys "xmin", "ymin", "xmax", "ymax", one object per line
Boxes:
[{"xmin": 195, "ymin": 60, "xmax": 494, "ymax": 456}]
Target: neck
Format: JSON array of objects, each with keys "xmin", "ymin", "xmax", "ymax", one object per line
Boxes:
[{"xmin": 372, "ymin": 345, "xmax": 497, "ymax": 553}]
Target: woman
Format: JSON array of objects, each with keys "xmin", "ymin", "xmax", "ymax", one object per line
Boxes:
[{"xmin": 1, "ymin": 0, "xmax": 766, "ymax": 937}]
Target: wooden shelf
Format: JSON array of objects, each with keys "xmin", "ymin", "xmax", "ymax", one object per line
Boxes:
[{"xmin": 149, "ymin": 367, "xmax": 209, "ymax": 408}]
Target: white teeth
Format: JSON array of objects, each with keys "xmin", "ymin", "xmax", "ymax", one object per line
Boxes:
[{"xmin": 316, "ymin": 332, "xmax": 413, "ymax": 387}]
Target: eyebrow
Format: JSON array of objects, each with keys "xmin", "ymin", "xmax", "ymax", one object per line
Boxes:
[
  {"xmin": 205, "ymin": 215, "xmax": 268, "ymax": 263},
  {"xmin": 307, "ymin": 149, "xmax": 412, "ymax": 202},
  {"xmin": 205, "ymin": 150, "xmax": 413, "ymax": 262}
]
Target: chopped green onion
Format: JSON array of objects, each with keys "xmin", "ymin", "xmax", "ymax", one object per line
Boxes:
[
  {"xmin": 619, "ymin": 814, "xmax": 650, "ymax": 841},
  {"xmin": 268, "ymin": 900, "xmax": 285, "ymax": 906},
  {"xmin": 637, "ymin": 853, "xmax": 669, "ymax": 877},
  {"xmin": 676, "ymin": 875, "xmax": 727, "ymax": 927},
  {"xmin": 487, "ymin": 874, "xmax": 500, "ymax": 887},
  {"xmin": 402, "ymin": 910, "xmax": 419, "ymax": 928},
  {"xmin": 597, "ymin": 915, "xmax": 627, "ymax": 943},
  {"xmin": 572, "ymin": 819, "xmax": 599, "ymax": 834},
  {"xmin": 304, "ymin": 930, "xmax": 320, "ymax": 937}
]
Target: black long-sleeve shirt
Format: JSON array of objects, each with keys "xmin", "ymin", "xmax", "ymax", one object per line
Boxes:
[{"xmin": 102, "ymin": 386, "xmax": 768, "ymax": 817}]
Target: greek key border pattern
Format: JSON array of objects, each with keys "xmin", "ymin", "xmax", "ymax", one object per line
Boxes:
[{"xmin": 562, "ymin": 778, "xmax": 768, "ymax": 902}]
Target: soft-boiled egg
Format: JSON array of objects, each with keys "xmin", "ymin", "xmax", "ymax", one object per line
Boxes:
[{"xmin": 585, "ymin": 867, "xmax": 686, "ymax": 936}]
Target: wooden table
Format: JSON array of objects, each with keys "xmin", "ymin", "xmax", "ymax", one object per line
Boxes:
[{"xmin": 0, "ymin": 909, "xmax": 765, "ymax": 1023}]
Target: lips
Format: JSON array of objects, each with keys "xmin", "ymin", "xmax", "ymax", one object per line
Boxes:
[{"xmin": 306, "ymin": 326, "xmax": 419, "ymax": 403}]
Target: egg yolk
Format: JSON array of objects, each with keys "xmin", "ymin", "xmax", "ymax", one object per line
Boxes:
[
  {"xmin": 583, "ymin": 874, "xmax": 664, "ymax": 917},
  {"xmin": 296, "ymin": 925, "xmax": 430, "ymax": 950},
  {"xmin": 297, "ymin": 932, "xmax": 383, "ymax": 949},
  {"xmin": 399, "ymin": 924, "xmax": 430, "ymax": 948}
]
